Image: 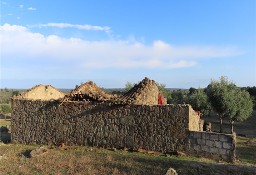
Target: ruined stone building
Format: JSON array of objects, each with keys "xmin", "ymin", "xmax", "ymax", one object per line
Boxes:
[{"xmin": 11, "ymin": 77, "xmax": 236, "ymax": 162}]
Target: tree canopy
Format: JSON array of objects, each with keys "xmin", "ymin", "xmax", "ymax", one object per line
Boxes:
[
  {"xmin": 206, "ymin": 76, "xmax": 253, "ymax": 133},
  {"xmin": 187, "ymin": 88, "xmax": 211, "ymax": 117}
]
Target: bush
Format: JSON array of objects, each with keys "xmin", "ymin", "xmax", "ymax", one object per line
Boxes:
[{"xmin": 0, "ymin": 103, "xmax": 11, "ymax": 115}]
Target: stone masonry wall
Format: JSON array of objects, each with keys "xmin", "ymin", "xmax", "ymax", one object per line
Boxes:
[
  {"xmin": 11, "ymin": 99, "xmax": 196, "ymax": 153},
  {"xmin": 11, "ymin": 99, "xmax": 236, "ymax": 162},
  {"xmin": 189, "ymin": 131, "xmax": 236, "ymax": 162}
]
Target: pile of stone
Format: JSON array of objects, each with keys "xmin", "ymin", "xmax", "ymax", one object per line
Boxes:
[
  {"xmin": 122, "ymin": 77, "xmax": 159, "ymax": 105},
  {"xmin": 16, "ymin": 78, "xmax": 160, "ymax": 105},
  {"xmin": 63, "ymin": 81, "xmax": 117, "ymax": 102},
  {"xmin": 62, "ymin": 77, "xmax": 159, "ymax": 105}
]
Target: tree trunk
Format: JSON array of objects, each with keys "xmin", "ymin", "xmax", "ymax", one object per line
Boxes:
[
  {"xmin": 219, "ymin": 115, "xmax": 223, "ymax": 133},
  {"xmin": 231, "ymin": 120, "xmax": 234, "ymax": 134}
]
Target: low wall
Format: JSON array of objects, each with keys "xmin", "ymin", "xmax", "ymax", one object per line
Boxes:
[
  {"xmin": 189, "ymin": 131, "xmax": 236, "ymax": 162},
  {"xmin": 11, "ymin": 99, "xmax": 199, "ymax": 153}
]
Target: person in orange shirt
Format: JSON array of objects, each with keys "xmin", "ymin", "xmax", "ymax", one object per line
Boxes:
[{"xmin": 158, "ymin": 92, "xmax": 163, "ymax": 105}]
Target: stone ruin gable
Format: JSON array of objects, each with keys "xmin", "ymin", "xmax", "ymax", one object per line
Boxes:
[
  {"xmin": 62, "ymin": 81, "xmax": 117, "ymax": 103},
  {"xmin": 11, "ymin": 98, "xmax": 198, "ymax": 152},
  {"xmin": 13, "ymin": 84, "xmax": 65, "ymax": 100},
  {"xmin": 123, "ymin": 77, "xmax": 159, "ymax": 105},
  {"xmin": 189, "ymin": 107, "xmax": 202, "ymax": 131}
]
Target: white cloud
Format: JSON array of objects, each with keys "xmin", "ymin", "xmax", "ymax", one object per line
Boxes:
[
  {"xmin": 19, "ymin": 4, "xmax": 24, "ymax": 8},
  {"xmin": 27, "ymin": 7, "xmax": 36, "ymax": 11},
  {"xmin": 0, "ymin": 23, "xmax": 241, "ymax": 70},
  {"xmin": 34, "ymin": 23, "xmax": 111, "ymax": 33}
]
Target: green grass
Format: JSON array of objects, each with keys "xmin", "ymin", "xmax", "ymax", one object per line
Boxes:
[{"xmin": 236, "ymin": 136, "xmax": 256, "ymax": 165}]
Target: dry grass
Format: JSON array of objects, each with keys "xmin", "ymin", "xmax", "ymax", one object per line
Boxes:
[
  {"xmin": 0, "ymin": 119, "xmax": 11, "ymax": 127},
  {"xmin": 0, "ymin": 144, "xmax": 255, "ymax": 175}
]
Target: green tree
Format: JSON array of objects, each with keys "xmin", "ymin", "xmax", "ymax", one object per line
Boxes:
[
  {"xmin": 188, "ymin": 88, "xmax": 211, "ymax": 117},
  {"xmin": 125, "ymin": 82, "xmax": 135, "ymax": 92},
  {"xmin": 206, "ymin": 76, "xmax": 253, "ymax": 133},
  {"xmin": 206, "ymin": 76, "xmax": 236, "ymax": 132},
  {"xmin": 242, "ymin": 86, "xmax": 256, "ymax": 109},
  {"xmin": 189, "ymin": 87, "xmax": 197, "ymax": 95},
  {"xmin": 12, "ymin": 90, "xmax": 20, "ymax": 96},
  {"xmin": 0, "ymin": 104, "xmax": 12, "ymax": 115},
  {"xmin": 168, "ymin": 90, "xmax": 189, "ymax": 104},
  {"xmin": 225, "ymin": 88, "xmax": 253, "ymax": 133}
]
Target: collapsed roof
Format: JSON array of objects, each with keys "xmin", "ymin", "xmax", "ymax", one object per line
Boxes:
[
  {"xmin": 63, "ymin": 77, "xmax": 159, "ymax": 105},
  {"xmin": 63, "ymin": 81, "xmax": 116, "ymax": 102},
  {"xmin": 15, "ymin": 77, "xmax": 160, "ymax": 105}
]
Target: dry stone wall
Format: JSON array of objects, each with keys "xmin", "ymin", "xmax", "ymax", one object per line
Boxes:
[
  {"xmin": 12, "ymin": 99, "xmax": 195, "ymax": 153},
  {"xmin": 189, "ymin": 131, "xmax": 236, "ymax": 162},
  {"xmin": 11, "ymin": 97, "xmax": 236, "ymax": 162}
]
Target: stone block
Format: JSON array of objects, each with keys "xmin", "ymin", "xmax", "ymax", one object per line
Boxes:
[
  {"xmin": 210, "ymin": 134, "xmax": 219, "ymax": 141},
  {"xmin": 223, "ymin": 142, "xmax": 232, "ymax": 150},
  {"xmin": 226, "ymin": 150, "xmax": 231, "ymax": 155},
  {"xmin": 193, "ymin": 145, "xmax": 201, "ymax": 151},
  {"xmin": 205, "ymin": 140, "xmax": 214, "ymax": 147},
  {"xmin": 209, "ymin": 147, "xmax": 219, "ymax": 154},
  {"xmin": 201, "ymin": 132, "xmax": 207, "ymax": 139},
  {"xmin": 189, "ymin": 138, "xmax": 197, "ymax": 145},
  {"xmin": 201, "ymin": 145, "xmax": 210, "ymax": 152},
  {"xmin": 214, "ymin": 141, "xmax": 222, "ymax": 148},
  {"xmin": 219, "ymin": 148, "xmax": 226, "ymax": 155},
  {"xmin": 197, "ymin": 138, "xmax": 205, "ymax": 145},
  {"xmin": 194, "ymin": 132, "xmax": 202, "ymax": 139},
  {"xmin": 219, "ymin": 135, "xmax": 231, "ymax": 142}
]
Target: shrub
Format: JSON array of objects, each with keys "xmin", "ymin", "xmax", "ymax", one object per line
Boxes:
[{"xmin": 0, "ymin": 103, "xmax": 11, "ymax": 115}]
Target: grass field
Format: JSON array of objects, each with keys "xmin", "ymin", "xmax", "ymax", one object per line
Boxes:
[{"xmin": 0, "ymin": 143, "xmax": 255, "ymax": 175}]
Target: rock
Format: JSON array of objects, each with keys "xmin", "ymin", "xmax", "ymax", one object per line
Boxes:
[
  {"xmin": 165, "ymin": 167, "xmax": 178, "ymax": 175},
  {"xmin": 176, "ymin": 151, "xmax": 186, "ymax": 157}
]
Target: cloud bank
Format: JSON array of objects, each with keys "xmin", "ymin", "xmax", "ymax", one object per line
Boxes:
[{"xmin": 1, "ymin": 23, "xmax": 240, "ymax": 70}]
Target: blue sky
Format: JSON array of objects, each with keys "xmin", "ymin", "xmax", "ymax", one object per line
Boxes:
[{"xmin": 1, "ymin": 0, "xmax": 256, "ymax": 89}]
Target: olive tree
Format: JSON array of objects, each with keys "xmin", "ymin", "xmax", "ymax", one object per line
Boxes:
[
  {"xmin": 206, "ymin": 76, "xmax": 236, "ymax": 132},
  {"xmin": 168, "ymin": 90, "xmax": 189, "ymax": 104},
  {"xmin": 188, "ymin": 88, "xmax": 211, "ymax": 117},
  {"xmin": 206, "ymin": 76, "xmax": 253, "ymax": 133},
  {"xmin": 225, "ymin": 88, "xmax": 253, "ymax": 133}
]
